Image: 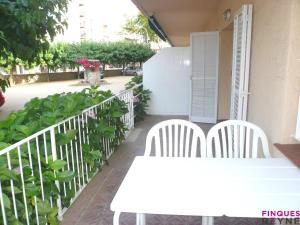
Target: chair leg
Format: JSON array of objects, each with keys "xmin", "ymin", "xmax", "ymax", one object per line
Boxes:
[
  {"xmin": 202, "ymin": 216, "xmax": 214, "ymax": 225},
  {"xmin": 136, "ymin": 213, "xmax": 146, "ymax": 225},
  {"xmin": 113, "ymin": 211, "xmax": 121, "ymax": 225}
]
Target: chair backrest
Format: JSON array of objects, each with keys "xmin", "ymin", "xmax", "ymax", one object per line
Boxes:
[
  {"xmin": 207, "ymin": 120, "xmax": 270, "ymax": 158},
  {"xmin": 145, "ymin": 119, "xmax": 207, "ymax": 157}
]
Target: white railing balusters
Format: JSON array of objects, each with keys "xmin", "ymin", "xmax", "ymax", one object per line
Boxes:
[
  {"xmin": 7, "ymin": 152, "xmax": 18, "ymax": 220},
  {"xmin": 50, "ymin": 128, "xmax": 62, "ymax": 219},
  {"xmin": 73, "ymin": 117, "xmax": 82, "ymax": 189},
  {"xmin": 36, "ymin": 137, "xmax": 45, "ymax": 201},
  {"xmin": 27, "ymin": 141, "xmax": 39, "ymax": 224},
  {"xmin": 86, "ymin": 110, "xmax": 92, "ymax": 173},
  {"xmin": 85, "ymin": 111, "xmax": 90, "ymax": 145},
  {"xmin": 0, "ymin": 180, "xmax": 7, "ymax": 225},
  {"xmin": 81, "ymin": 113, "xmax": 89, "ymax": 182},
  {"xmin": 68, "ymin": 119, "xmax": 77, "ymax": 195},
  {"xmin": 0, "ymin": 87, "xmax": 137, "ymax": 224},
  {"xmin": 43, "ymin": 133, "xmax": 48, "ymax": 163},
  {"xmin": 77, "ymin": 115, "xmax": 86, "ymax": 186},
  {"xmin": 17, "ymin": 146, "xmax": 30, "ymax": 225},
  {"xmin": 57, "ymin": 126, "xmax": 67, "ymax": 198},
  {"xmin": 63, "ymin": 122, "xmax": 72, "ymax": 190}
]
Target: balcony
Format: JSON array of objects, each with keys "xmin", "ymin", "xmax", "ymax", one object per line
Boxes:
[
  {"xmin": 0, "ymin": 85, "xmax": 280, "ymax": 225},
  {"xmin": 59, "ymin": 115, "xmax": 257, "ymax": 225}
]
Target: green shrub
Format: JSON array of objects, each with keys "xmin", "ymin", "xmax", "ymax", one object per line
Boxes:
[
  {"xmin": 126, "ymin": 76, "xmax": 151, "ymax": 122},
  {"xmin": 0, "ymin": 87, "xmax": 128, "ymax": 224}
]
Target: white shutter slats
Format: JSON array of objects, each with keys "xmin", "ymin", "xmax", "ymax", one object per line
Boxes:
[
  {"xmin": 190, "ymin": 32, "xmax": 219, "ymax": 123},
  {"xmin": 230, "ymin": 5, "xmax": 253, "ymax": 120}
]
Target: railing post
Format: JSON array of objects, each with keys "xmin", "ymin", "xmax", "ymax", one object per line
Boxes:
[
  {"xmin": 50, "ymin": 127, "xmax": 63, "ymax": 220},
  {"xmin": 130, "ymin": 88, "xmax": 134, "ymax": 129}
]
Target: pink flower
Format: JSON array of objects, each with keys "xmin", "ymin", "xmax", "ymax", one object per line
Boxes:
[
  {"xmin": 133, "ymin": 96, "xmax": 140, "ymax": 103},
  {"xmin": 76, "ymin": 58, "xmax": 101, "ymax": 70},
  {"xmin": 87, "ymin": 111, "xmax": 96, "ymax": 119}
]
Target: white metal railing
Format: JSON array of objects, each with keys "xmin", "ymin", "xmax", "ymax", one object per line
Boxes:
[{"xmin": 0, "ymin": 88, "xmax": 135, "ymax": 225}]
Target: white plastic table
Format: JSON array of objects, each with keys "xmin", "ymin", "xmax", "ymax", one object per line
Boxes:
[{"xmin": 110, "ymin": 156, "xmax": 300, "ymax": 225}]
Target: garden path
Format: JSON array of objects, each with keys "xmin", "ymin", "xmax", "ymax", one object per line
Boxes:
[{"xmin": 0, "ymin": 76, "xmax": 132, "ymax": 119}]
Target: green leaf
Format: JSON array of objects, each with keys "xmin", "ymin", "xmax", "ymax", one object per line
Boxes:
[
  {"xmin": 0, "ymin": 130, "xmax": 5, "ymax": 142},
  {"xmin": 7, "ymin": 216, "xmax": 21, "ymax": 225},
  {"xmin": 56, "ymin": 171, "xmax": 75, "ymax": 182},
  {"xmin": 0, "ymin": 155, "xmax": 7, "ymax": 168},
  {"xmin": 36, "ymin": 199, "xmax": 52, "ymax": 215},
  {"xmin": 0, "ymin": 167, "xmax": 18, "ymax": 181},
  {"xmin": 11, "ymin": 132, "xmax": 26, "ymax": 141},
  {"xmin": 56, "ymin": 129, "xmax": 77, "ymax": 145},
  {"xmin": 111, "ymin": 110, "xmax": 124, "ymax": 118},
  {"xmin": 43, "ymin": 171, "xmax": 55, "ymax": 182},
  {"xmin": 82, "ymin": 143, "xmax": 91, "ymax": 152},
  {"xmin": 25, "ymin": 183, "xmax": 40, "ymax": 197},
  {"xmin": 65, "ymin": 129, "xmax": 77, "ymax": 140},
  {"xmin": 38, "ymin": 216, "xmax": 48, "ymax": 225},
  {"xmin": 0, "ymin": 114, "xmax": 16, "ymax": 129},
  {"xmin": 3, "ymin": 186, "xmax": 22, "ymax": 194},
  {"xmin": 0, "ymin": 142, "xmax": 11, "ymax": 150},
  {"xmin": 1, "ymin": 193, "xmax": 11, "ymax": 208},
  {"xmin": 90, "ymin": 151, "xmax": 103, "ymax": 159},
  {"xmin": 49, "ymin": 160, "xmax": 67, "ymax": 171},
  {"xmin": 48, "ymin": 207, "xmax": 59, "ymax": 225},
  {"xmin": 15, "ymin": 125, "xmax": 31, "ymax": 136},
  {"xmin": 22, "ymin": 166, "xmax": 32, "ymax": 179}
]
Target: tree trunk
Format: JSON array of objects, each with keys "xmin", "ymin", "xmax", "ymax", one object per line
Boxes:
[
  {"xmin": 9, "ymin": 68, "xmax": 14, "ymax": 86},
  {"xmin": 47, "ymin": 66, "xmax": 50, "ymax": 82},
  {"xmin": 122, "ymin": 63, "xmax": 125, "ymax": 75}
]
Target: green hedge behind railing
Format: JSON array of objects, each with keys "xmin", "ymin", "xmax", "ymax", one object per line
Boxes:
[
  {"xmin": 0, "ymin": 87, "xmax": 129, "ymax": 225},
  {"xmin": 126, "ymin": 76, "xmax": 151, "ymax": 123}
]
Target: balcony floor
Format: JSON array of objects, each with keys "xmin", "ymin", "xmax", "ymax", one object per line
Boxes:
[{"xmin": 60, "ymin": 115, "xmax": 259, "ymax": 225}]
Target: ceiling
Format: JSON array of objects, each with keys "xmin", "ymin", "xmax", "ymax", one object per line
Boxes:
[{"xmin": 132, "ymin": 0, "xmax": 221, "ymax": 46}]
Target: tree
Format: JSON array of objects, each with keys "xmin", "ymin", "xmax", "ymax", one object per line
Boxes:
[
  {"xmin": 0, "ymin": 0, "xmax": 69, "ymax": 61},
  {"xmin": 123, "ymin": 13, "xmax": 161, "ymax": 44},
  {"xmin": 36, "ymin": 41, "xmax": 154, "ymax": 74}
]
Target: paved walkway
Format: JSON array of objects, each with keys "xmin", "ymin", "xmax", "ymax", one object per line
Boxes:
[{"xmin": 0, "ymin": 76, "xmax": 132, "ymax": 119}]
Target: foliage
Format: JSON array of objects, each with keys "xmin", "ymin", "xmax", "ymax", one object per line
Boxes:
[
  {"xmin": 0, "ymin": 41, "xmax": 154, "ymax": 76},
  {"xmin": 0, "ymin": 52, "xmax": 35, "ymax": 74},
  {"xmin": 126, "ymin": 76, "xmax": 151, "ymax": 122},
  {"xmin": 42, "ymin": 41, "xmax": 155, "ymax": 72},
  {"xmin": 0, "ymin": 79, "xmax": 9, "ymax": 92},
  {"xmin": 0, "ymin": 87, "xmax": 128, "ymax": 224},
  {"xmin": 123, "ymin": 13, "xmax": 161, "ymax": 44},
  {"xmin": 0, "ymin": 0, "xmax": 69, "ymax": 61}
]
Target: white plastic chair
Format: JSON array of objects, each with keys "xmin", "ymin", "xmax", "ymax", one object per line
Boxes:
[
  {"xmin": 207, "ymin": 120, "xmax": 270, "ymax": 158},
  {"xmin": 144, "ymin": 119, "xmax": 207, "ymax": 157},
  {"xmin": 145, "ymin": 119, "xmax": 209, "ymax": 225},
  {"xmin": 113, "ymin": 119, "xmax": 207, "ymax": 225}
]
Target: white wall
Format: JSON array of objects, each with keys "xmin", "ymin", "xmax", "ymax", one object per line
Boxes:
[{"xmin": 143, "ymin": 47, "xmax": 191, "ymax": 115}]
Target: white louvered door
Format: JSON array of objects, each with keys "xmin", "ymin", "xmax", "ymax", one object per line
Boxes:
[
  {"xmin": 190, "ymin": 32, "xmax": 219, "ymax": 123},
  {"xmin": 230, "ymin": 4, "xmax": 253, "ymax": 120}
]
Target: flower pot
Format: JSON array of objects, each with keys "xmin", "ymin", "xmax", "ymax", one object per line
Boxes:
[{"xmin": 86, "ymin": 69, "xmax": 101, "ymax": 85}]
